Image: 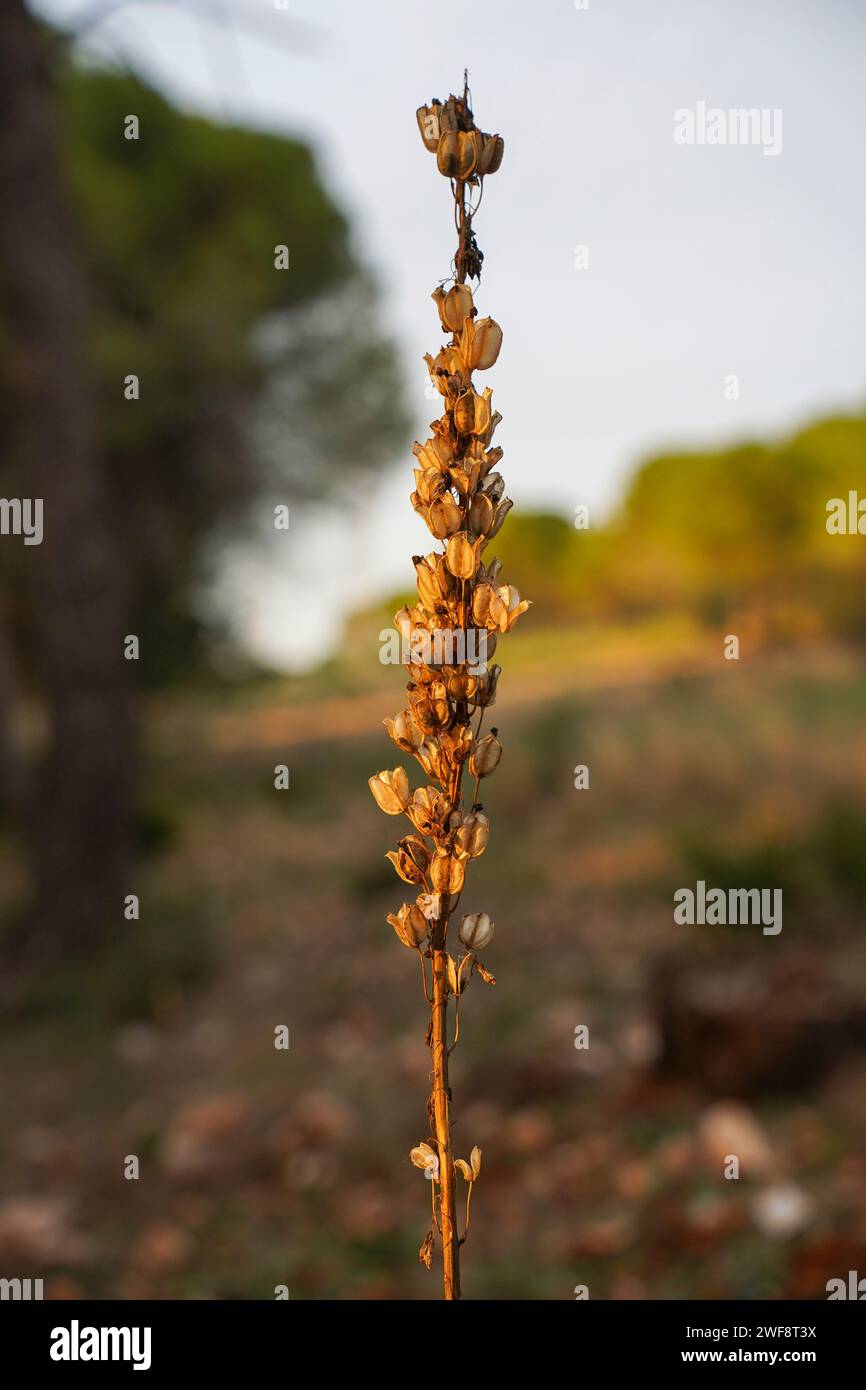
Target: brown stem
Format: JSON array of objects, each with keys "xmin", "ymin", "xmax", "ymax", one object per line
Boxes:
[
  {"xmin": 454, "ymin": 177, "xmax": 470, "ymax": 285},
  {"xmin": 430, "ymin": 933, "xmax": 461, "ymax": 1299}
]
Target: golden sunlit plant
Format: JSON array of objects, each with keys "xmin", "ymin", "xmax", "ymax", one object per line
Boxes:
[{"xmin": 368, "ymin": 79, "xmax": 529, "ymax": 1300}]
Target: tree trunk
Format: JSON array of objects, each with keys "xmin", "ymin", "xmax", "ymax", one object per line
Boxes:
[{"xmin": 0, "ymin": 2, "xmax": 132, "ymax": 957}]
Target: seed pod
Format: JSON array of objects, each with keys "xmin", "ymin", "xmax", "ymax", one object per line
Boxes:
[
  {"xmin": 426, "ymin": 494, "xmax": 463, "ymax": 539},
  {"xmin": 463, "ymin": 316, "xmax": 503, "ymax": 372},
  {"xmin": 387, "ymin": 902, "xmax": 429, "ymax": 948},
  {"xmin": 454, "ymin": 387, "xmax": 493, "ymax": 438},
  {"xmin": 411, "ymin": 684, "xmax": 451, "ymax": 734},
  {"xmin": 410, "ymin": 1141, "xmax": 439, "ymax": 1178},
  {"xmin": 386, "ymin": 851, "xmax": 423, "ymax": 886},
  {"xmin": 481, "ymin": 409, "xmax": 502, "ymax": 447},
  {"xmin": 477, "ymin": 555, "xmax": 502, "ymax": 586},
  {"xmin": 470, "ymin": 733, "xmax": 502, "ymax": 779},
  {"xmin": 383, "ymin": 709, "xmax": 425, "ymax": 753},
  {"xmin": 478, "ymin": 131, "xmax": 504, "ymax": 174},
  {"xmin": 413, "ymin": 555, "xmax": 441, "ymax": 610},
  {"xmin": 447, "ymin": 953, "xmax": 470, "ymax": 996},
  {"xmin": 470, "ymin": 1145, "xmax": 483, "ymax": 1177},
  {"xmin": 414, "ymin": 466, "xmax": 447, "ymax": 503},
  {"xmin": 472, "ymin": 581, "xmax": 494, "ymax": 626},
  {"xmin": 438, "ymin": 723, "xmax": 473, "ymax": 766},
  {"xmin": 458, "ymin": 912, "xmax": 494, "ymax": 952},
  {"xmin": 436, "ymin": 127, "xmax": 482, "ymax": 179},
  {"xmin": 386, "ymin": 837, "xmax": 428, "ymax": 885},
  {"xmin": 416, "ymin": 890, "xmax": 442, "ymax": 922},
  {"xmin": 416, "ymin": 103, "xmax": 442, "ymax": 152},
  {"xmin": 413, "ymin": 436, "xmax": 452, "ymax": 472},
  {"xmin": 468, "ymin": 490, "xmax": 495, "ymax": 537},
  {"xmin": 455, "ymin": 810, "xmax": 489, "ymax": 858},
  {"xmin": 483, "ymin": 472, "xmax": 505, "ymax": 503},
  {"xmin": 445, "ymin": 531, "xmax": 483, "ymax": 580},
  {"xmin": 448, "ymin": 456, "xmax": 482, "ymax": 497},
  {"xmin": 488, "ymin": 583, "xmax": 531, "ymax": 633},
  {"xmin": 430, "ymin": 280, "xmax": 475, "ymax": 334},
  {"xmin": 430, "ymin": 850, "xmax": 466, "ymax": 895},
  {"xmin": 401, "ymin": 835, "xmax": 431, "ymax": 874},
  {"xmin": 415, "ymin": 738, "xmax": 443, "ymax": 782},
  {"xmin": 407, "ymin": 787, "xmax": 451, "ymax": 837},
  {"xmin": 487, "ymin": 497, "xmax": 513, "ymax": 539},
  {"xmin": 476, "ymin": 663, "xmax": 502, "ymax": 707},
  {"xmin": 428, "ymin": 423, "xmax": 456, "ymax": 465},
  {"xmin": 446, "ymin": 668, "xmax": 477, "ymax": 701},
  {"xmin": 369, "ymin": 766, "xmax": 411, "ymax": 814}
]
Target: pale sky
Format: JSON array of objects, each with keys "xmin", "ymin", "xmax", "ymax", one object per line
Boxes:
[{"xmin": 37, "ymin": 0, "xmax": 866, "ymax": 667}]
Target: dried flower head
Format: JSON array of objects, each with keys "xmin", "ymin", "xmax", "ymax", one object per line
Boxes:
[{"xmin": 368, "ymin": 78, "xmax": 528, "ymax": 1301}]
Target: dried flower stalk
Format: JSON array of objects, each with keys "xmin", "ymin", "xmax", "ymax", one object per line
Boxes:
[{"xmin": 369, "ymin": 79, "xmax": 528, "ymax": 1300}]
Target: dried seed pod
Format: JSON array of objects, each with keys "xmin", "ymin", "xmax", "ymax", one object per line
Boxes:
[
  {"xmin": 470, "ymin": 1145, "xmax": 483, "ymax": 1177},
  {"xmin": 410, "ymin": 1141, "xmax": 439, "ymax": 1178},
  {"xmin": 388, "ymin": 902, "xmax": 429, "ymax": 948},
  {"xmin": 414, "ymin": 466, "xmax": 447, "ymax": 503},
  {"xmin": 436, "ymin": 127, "xmax": 482, "ymax": 179},
  {"xmin": 416, "ymin": 890, "xmax": 443, "ymax": 923},
  {"xmin": 415, "ymin": 738, "xmax": 443, "ymax": 782},
  {"xmin": 430, "ymin": 282, "xmax": 475, "ymax": 336},
  {"xmin": 407, "ymin": 787, "xmax": 451, "ymax": 837},
  {"xmin": 477, "ymin": 555, "xmax": 503, "ymax": 586},
  {"xmin": 369, "ymin": 766, "xmax": 411, "ymax": 814},
  {"xmin": 454, "ymin": 387, "xmax": 493, "ymax": 438},
  {"xmin": 413, "ymin": 555, "xmax": 441, "ymax": 609},
  {"xmin": 472, "ymin": 581, "xmax": 494, "ymax": 626},
  {"xmin": 425, "ymin": 494, "xmax": 463, "ymax": 539},
  {"xmin": 446, "ymin": 953, "xmax": 470, "ymax": 996},
  {"xmin": 430, "ymin": 850, "xmax": 466, "ymax": 896},
  {"xmin": 478, "ymin": 132, "xmax": 504, "ymax": 174},
  {"xmin": 413, "ymin": 435, "xmax": 453, "ymax": 472},
  {"xmin": 487, "ymin": 584, "xmax": 531, "ymax": 633},
  {"xmin": 458, "ymin": 911, "xmax": 494, "ymax": 951},
  {"xmin": 446, "ymin": 668, "xmax": 478, "ymax": 701},
  {"xmin": 410, "ymin": 686, "xmax": 451, "ymax": 735},
  {"xmin": 416, "ymin": 103, "xmax": 442, "ymax": 151},
  {"xmin": 386, "ymin": 839, "xmax": 428, "ymax": 885},
  {"xmin": 454, "ymin": 810, "xmax": 489, "ymax": 858},
  {"xmin": 470, "ymin": 733, "xmax": 502, "ymax": 779},
  {"xmin": 383, "ymin": 709, "xmax": 425, "ymax": 753},
  {"xmin": 481, "ymin": 409, "xmax": 502, "ymax": 447},
  {"xmin": 487, "ymin": 497, "xmax": 513, "ymax": 539},
  {"xmin": 445, "ymin": 531, "xmax": 483, "ymax": 580},
  {"xmin": 462, "ymin": 315, "xmax": 503, "ymax": 372},
  {"xmin": 476, "ymin": 662, "xmax": 502, "ymax": 707},
  {"xmin": 468, "ymin": 490, "xmax": 495, "ymax": 538}
]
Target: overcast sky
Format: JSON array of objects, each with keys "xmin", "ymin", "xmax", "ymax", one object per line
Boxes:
[{"xmin": 37, "ymin": 0, "xmax": 866, "ymax": 667}]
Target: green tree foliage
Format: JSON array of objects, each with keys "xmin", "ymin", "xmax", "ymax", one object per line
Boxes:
[
  {"xmin": 482, "ymin": 411, "xmax": 866, "ymax": 640},
  {"xmin": 56, "ymin": 61, "xmax": 409, "ymax": 681}
]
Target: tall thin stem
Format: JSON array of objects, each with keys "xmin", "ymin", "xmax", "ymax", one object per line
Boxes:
[{"xmin": 430, "ymin": 922, "xmax": 460, "ymax": 1298}]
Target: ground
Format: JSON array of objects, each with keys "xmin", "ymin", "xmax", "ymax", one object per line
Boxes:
[{"xmin": 1, "ymin": 631, "xmax": 865, "ymax": 1299}]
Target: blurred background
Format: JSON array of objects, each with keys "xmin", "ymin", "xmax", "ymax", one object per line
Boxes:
[{"xmin": 1, "ymin": 0, "xmax": 865, "ymax": 1299}]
